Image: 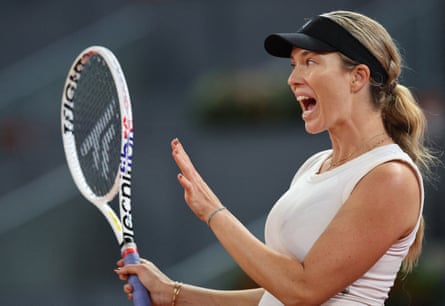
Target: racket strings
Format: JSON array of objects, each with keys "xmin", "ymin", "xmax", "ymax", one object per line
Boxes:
[{"xmin": 73, "ymin": 54, "xmax": 122, "ymax": 197}]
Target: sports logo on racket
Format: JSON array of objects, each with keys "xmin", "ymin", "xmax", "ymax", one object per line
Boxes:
[
  {"xmin": 123, "ymin": 116, "xmax": 133, "ymax": 139},
  {"xmin": 120, "ymin": 121, "xmax": 135, "ymax": 242},
  {"xmin": 78, "ymin": 99, "xmax": 119, "ymax": 179},
  {"xmin": 62, "ymin": 52, "xmax": 93, "ymax": 135}
]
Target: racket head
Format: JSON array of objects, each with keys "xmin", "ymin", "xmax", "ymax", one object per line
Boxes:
[{"xmin": 61, "ymin": 46, "xmax": 132, "ymax": 243}]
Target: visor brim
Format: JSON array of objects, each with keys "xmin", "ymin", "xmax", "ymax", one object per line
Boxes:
[{"xmin": 264, "ymin": 33, "xmax": 336, "ymax": 58}]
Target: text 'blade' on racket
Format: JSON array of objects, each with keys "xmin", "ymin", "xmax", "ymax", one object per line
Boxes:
[{"xmin": 61, "ymin": 45, "xmax": 151, "ymax": 306}]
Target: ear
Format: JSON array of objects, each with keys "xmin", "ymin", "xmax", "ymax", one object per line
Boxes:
[{"xmin": 350, "ymin": 64, "xmax": 371, "ymax": 92}]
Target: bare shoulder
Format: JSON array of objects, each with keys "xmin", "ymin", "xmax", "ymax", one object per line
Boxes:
[
  {"xmin": 362, "ymin": 160, "xmax": 420, "ymax": 194},
  {"xmin": 302, "ymin": 159, "xmax": 422, "ymax": 298},
  {"xmin": 352, "ymin": 159, "xmax": 421, "ymax": 237}
]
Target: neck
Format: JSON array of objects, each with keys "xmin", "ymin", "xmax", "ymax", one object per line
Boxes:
[
  {"xmin": 326, "ymin": 117, "xmax": 393, "ymax": 171},
  {"xmin": 328, "ymin": 131, "xmax": 390, "ymax": 170}
]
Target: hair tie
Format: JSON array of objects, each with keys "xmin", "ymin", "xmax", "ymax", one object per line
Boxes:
[{"xmin": 389, "ymin": 80, "xmax": 398, "ymax": 92}]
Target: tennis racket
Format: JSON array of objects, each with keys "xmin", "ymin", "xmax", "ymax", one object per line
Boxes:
[{"xmin": 61, "ymin": 46, "xmax": 151, "ymax": 306}]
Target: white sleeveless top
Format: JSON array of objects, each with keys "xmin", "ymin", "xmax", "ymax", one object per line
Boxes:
[{"xmin": 258, "ymin": 144, "xmax": 424, "ymax": 306}]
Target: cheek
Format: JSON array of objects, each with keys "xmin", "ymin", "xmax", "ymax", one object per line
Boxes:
[
  {"xmin": 317, "ymin": 77, "xmax": 350, "ymax": 107},
  {"xmin": 317, "ymin": 89, "xmax": 351, "ymax": 123}
]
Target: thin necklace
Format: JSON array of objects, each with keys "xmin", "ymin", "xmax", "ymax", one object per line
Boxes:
[{"xmin": 327, "ymin": 132, "xmax": 389, "ymax": 170}]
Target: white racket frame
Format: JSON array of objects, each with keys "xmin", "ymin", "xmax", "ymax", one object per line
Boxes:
[{"xmin": 61, "ymin": 46, "xmax": 133, "ymax": 246}]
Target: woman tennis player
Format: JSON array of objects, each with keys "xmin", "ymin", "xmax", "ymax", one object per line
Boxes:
[{"xmin": 116, "ymin": 10, "xmax": 436, "ymax": 305}]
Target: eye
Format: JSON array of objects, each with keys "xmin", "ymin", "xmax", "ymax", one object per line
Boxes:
[{"xmin": 306, "ymin": 58, "xmax": 316, "ymax": 65}]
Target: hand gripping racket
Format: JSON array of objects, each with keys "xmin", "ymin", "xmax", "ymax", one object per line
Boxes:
[{"xmin": 61, "ymin": 46, "xmax": 151, "ymax": 306}]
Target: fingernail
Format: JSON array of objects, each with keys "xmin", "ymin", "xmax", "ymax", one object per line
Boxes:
[{"xmin": 172, "ymin": 137, "xmax": 179, "ymax": 145}]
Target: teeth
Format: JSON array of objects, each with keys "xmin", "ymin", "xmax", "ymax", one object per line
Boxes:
[{"xmin": 296, "ymin": 96, "xmax": 310, "ymax": 102}]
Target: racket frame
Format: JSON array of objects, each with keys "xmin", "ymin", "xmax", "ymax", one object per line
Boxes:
[
  {"xmin": 61, "ymin": 46, "xmax": 136, "ymax": 246},
  {"xmin": 61, "ymin": 46, "xmax": 151, "ymax": 306}
]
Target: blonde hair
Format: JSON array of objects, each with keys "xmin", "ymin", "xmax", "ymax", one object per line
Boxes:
[{"xmin": 323, "ymin": 10, "xmax": 436, "ymax": 273}]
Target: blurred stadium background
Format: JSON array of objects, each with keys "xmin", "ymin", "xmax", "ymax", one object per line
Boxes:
[{"xmin": 0, "ymin": 0, "xmax": 444, "ymax": 305}]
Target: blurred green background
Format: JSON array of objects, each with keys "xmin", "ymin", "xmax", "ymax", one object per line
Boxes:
[{"xmin": 0, "ymin": 0, "xmax": 444, "ymax": 305}]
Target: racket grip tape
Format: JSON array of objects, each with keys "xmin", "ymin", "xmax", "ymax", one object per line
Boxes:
[{"xmin": 122, "ymin": 246, "xmax": 152, "ymax": 306}]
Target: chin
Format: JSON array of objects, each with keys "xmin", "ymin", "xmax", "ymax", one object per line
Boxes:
[{"xmin": 304, "ymin": 123, "xmax": 325, "ymax": 135}]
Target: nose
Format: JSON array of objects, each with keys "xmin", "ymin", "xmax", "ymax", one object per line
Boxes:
[{"xmin": 287, "ymin": 66, "xmax": 303, "ymax": 91}]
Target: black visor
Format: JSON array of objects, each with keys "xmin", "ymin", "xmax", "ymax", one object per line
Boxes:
[{"xmin": 264, "ymin": 16, "xmax": 388, "ymax": 84}]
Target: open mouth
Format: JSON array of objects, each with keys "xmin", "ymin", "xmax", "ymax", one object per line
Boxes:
[{"xmin": 297, "ymin": 96, "xmax": 317, "ymax": 111}]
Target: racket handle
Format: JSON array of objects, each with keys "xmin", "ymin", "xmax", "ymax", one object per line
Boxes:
[{"xmin": 122, "ymin": 245, "xmax": 152, "ymax": 306}]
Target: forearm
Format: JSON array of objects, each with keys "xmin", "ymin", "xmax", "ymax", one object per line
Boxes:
[
  {"xmin": 175, "ymin": 284, "xmax": 264, "ymax": 306},
  {"xmin": 171, "ymin": 139, "xmax": 309, "ymax": 303},
  {"xmin": 208, "ymin": 209, "xmax": 308, "ymax": 304}
]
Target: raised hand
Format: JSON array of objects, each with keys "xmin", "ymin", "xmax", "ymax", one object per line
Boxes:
[{"xmin": 171, "ymin": 138, "xmax": 224, "ymax": 223}]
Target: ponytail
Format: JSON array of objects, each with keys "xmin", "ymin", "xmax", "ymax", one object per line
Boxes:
[
  {"xmin": 402, "ymin": 216, "xmax": 424, "ymax": 273},
  {"xmin": 327, "ymin": 10, "xmax": 439, "ymax": 274},
  {"xmin": 379, "ymin": 84, "xmax": 437, "ymax": 273},
  {"xmin": 381, "ymin": 84, "xmax": 432, "ymax": 176}
]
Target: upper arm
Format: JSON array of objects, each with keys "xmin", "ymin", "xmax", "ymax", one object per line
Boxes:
[{"xmin": 302, "ymin": 160, "xmax": 421, "ymax": 302}]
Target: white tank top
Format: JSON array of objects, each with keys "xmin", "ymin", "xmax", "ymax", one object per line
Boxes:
[{"xmin": 259, "ymin": 144, "xmax": 424, "ymax": 306}]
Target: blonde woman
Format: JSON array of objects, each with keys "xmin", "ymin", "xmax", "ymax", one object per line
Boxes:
[{"xmin": 116, "ymin": 10, "xmax": 435, "ymax": 305}]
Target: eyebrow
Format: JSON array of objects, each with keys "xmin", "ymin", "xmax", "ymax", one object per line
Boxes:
[{"xmin": 291, "ymin": 49, "xmax": 318, "ymax": 61}]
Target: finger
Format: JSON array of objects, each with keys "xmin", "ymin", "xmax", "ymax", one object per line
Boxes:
[
  {"xmin": 123, "ymin": 283, "xmax": 134, "ymax": 301},
  {"xmin": 115, "ymin": 269, "xmax": 129, "ymax": 281},
  {"xmin": 177, "ymin": 173, "xmax": 192, "ymax": 190},
  {"xmin": 124, "ymin": 283, "xmax": 134, "ymax": 294},
  {"xmin": 172, "ymin": 141, "xmax": 196, "ymax": 175},
  {"xmin": 114, "ymin": 264, "xmax": 142, "ymax": 280},
  {"xmin": 116, "ymin": 264, "xmax": 136, "ymax": 275},
  {"xmin": 116, "ymin": 259, "xmax": 124, "ymax": 267},
  {"xmin": 118, "ymin": 257, "xmax": 149, "ymax": 269},
  {"xmin": 139, "ymin": 258, "xmax": 149, "ymax": 264},
  {"xmin": 171, "ymin": 137, "xmax": 179, "ymax": 150}
]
